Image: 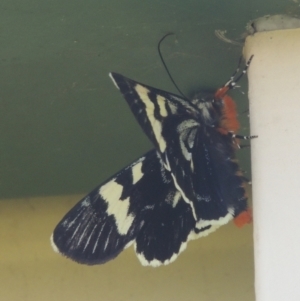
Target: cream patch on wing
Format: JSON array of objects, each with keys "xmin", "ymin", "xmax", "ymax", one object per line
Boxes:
[
  {"xmin": 188, "ymin": 211, "xmax": 234, "ymax": 240},
  {"xmin": 135, "ymin": 84, "xmax": 167, "ymax": 153},
  {"xmin": 131, "ymin": 161, "xmax": 144, "ymax": 184},
  {"xmin": 99, "ymin": 180, "xmax": 134, "ymax": 235}
]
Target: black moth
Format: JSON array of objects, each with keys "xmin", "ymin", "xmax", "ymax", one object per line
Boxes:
[{"xmin": 51, "ymin": 56, "xmax": 254, "ymax": 267}]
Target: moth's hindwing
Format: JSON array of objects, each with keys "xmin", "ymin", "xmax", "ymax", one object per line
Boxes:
[{"xmin": 51, "ymin": 150, "xmax": 197, "ymax": 267}]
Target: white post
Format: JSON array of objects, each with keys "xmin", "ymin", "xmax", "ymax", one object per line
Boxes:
[{"xmin": 244, "ymin": 28, "xmax": 300, "ymax": 301}]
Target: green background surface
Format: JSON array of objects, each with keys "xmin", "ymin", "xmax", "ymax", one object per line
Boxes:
[{"xmin": 0, "ymin": 0, "xmax": 297, "ymax": 198}]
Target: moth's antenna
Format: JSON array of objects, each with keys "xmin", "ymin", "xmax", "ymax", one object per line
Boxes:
[{"xmin": 158, "ymin": 33, "xmax": 188, "ymax": 99}]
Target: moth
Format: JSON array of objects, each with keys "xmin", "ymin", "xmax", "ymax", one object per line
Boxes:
[{"xmin": 51, "ymin": 55, "xmax": 254, "ymax": 267}]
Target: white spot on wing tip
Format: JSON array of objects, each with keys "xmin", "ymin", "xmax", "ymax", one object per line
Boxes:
[
  {"xmin": 50, "ymin": 234, "xmax": 60, "ymax": 254},
  {"xmin": 109, "ymin": 73, "xmax": 120, "ymax": 90},
  {"xmin": 136, "ymin": 252, "xmax": 163, "ymax": 267},
  {"xmin": 135, "ymin": 241, "xmax": 187, "ymax": 267},
  {"xmin": 189, "ymin": 212, "xmax": 234, "ymax": 241}
]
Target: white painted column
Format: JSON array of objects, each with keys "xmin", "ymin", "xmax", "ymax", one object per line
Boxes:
[{"xmin": 244, "ymin": 28, "xmax": 300, "ymax": 301}]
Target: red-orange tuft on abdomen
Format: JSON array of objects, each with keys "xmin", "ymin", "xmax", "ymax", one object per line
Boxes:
[{"xmin": 233, "ymin": 209, "xmax": 252, "ymax": 228}]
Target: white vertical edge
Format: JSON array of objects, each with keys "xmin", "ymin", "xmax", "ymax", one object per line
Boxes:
[{"xmin": 244, "ymin": 28, "xmax": 300, "ymax": 301}]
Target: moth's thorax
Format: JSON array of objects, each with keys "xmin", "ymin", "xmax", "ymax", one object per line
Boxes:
[{"xmin": 192, "ymin": 87, "xmax": 240, "ymax": 133}]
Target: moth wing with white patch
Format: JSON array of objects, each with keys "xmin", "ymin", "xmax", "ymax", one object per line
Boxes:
[
  {"xmin": 109, "ymin": 73, "xmax": 201, "ymax": 210},
  {"xmin": 109, "ymin": 73, "xmax": 249, "ymax": 230},
  {"xmin": 51, "ymin": 150, "xmax": 196, "ymax": 266},
  {"xmin": 109, "ymin": 72, "xmax": 199, "ymax": 156},
  {"xmin": 51, "ymin": 155, "xmax": 147, "ymax": 265}
]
